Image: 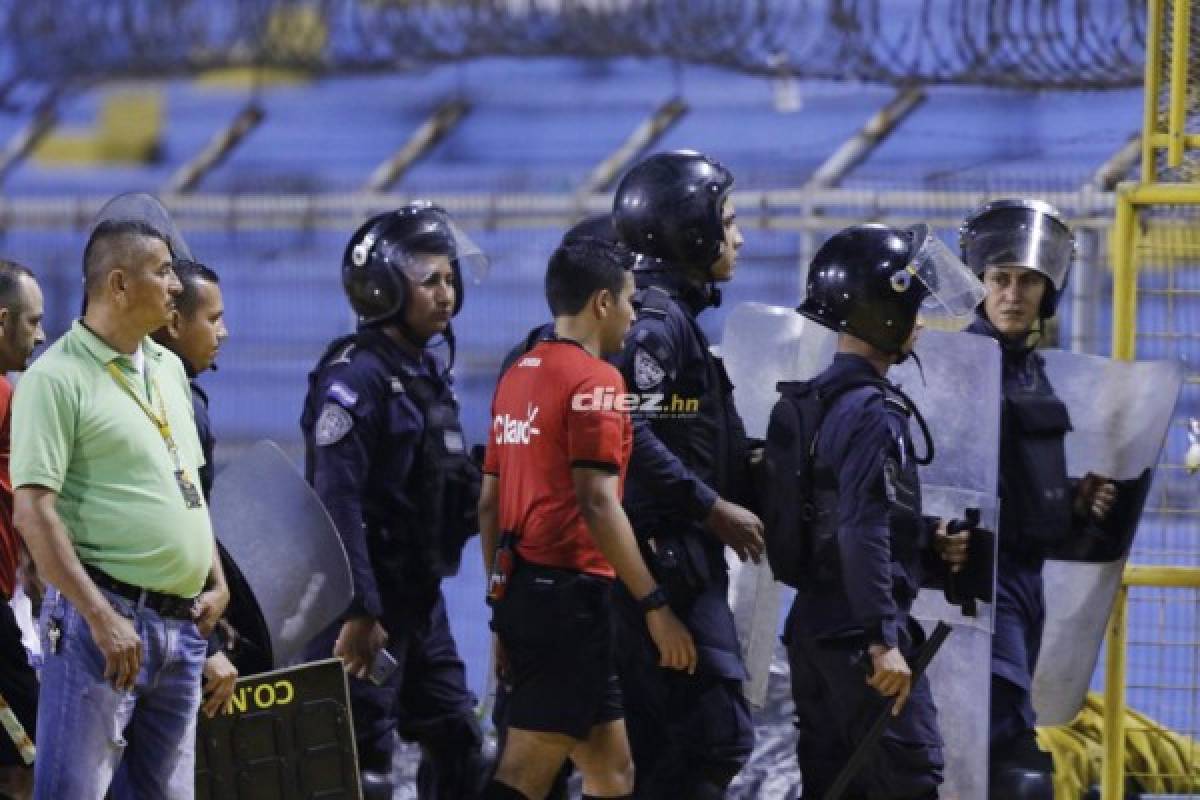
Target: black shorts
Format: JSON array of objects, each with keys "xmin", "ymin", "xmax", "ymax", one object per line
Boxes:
[
  {"xmin": 491, "ymin": 561, "xmax": 622, "ymax": 740},
  {"xmin": 0, "ymin": 601, "xmax": 37, "ymax": 768}
]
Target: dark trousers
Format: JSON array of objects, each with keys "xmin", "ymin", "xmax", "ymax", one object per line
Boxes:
[
  {"xmin": 786, "ymin": 614, "xmax": 944, "ymax": 800},
  {"xmin": 0, "ymin": 600, "xmax": 36, "ymax": 769},
  {"xmin": 613, "ymin": 588, "xmax": 754, "ymax": 798},
  {"xmin": 990, "ymin": 555, "xmax": 1046, "ymax": 756},
  {"xmin": 306, "ymin": 588, "xmax": 482, "ymax": 799}
]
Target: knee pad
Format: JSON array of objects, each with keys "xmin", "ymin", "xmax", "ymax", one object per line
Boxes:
[{"xmin": 989, "ymin": 766, "xmax": 1055, "ymax": 800}]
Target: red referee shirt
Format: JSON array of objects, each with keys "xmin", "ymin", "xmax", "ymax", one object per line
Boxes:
[{"xmin": 483, "ymin": 339, "xmax": 633, "ymax": 578}]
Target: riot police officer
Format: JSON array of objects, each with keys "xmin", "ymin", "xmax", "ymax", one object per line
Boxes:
[
  {"xmin": 781, "ymin": 223, "xmax": 985, "ymax": 800},
  {"xmin": 301, "ymin": 204, "xmax": 486, "ymax": 799},
  {"xmin": 609, "ymin": 150, "xmax": 764, "ymax": 799},
  {"xmin": 958, "ymin": 199, "xmax": 1116, "ymax": 798}
]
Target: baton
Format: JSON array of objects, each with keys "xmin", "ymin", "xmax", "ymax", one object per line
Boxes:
[
  {"xmin": 0, "ymin": 690, "xmax": 34, "ymax": 765},
  {"xmin": 822, "ymin": 620, "xmax": 952, "ymax": 800}
]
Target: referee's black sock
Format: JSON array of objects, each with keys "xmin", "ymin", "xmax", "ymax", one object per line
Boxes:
[{"xmin": 482, "ymin": 780, "xmax": 530, "ymax": 800}]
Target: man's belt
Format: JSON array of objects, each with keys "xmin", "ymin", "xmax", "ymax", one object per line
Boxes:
[{"xmin": 85, "ymin": 565, "xmax": 197, "ymax": 621}]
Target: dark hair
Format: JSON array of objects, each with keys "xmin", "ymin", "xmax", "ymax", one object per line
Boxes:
[
  {"xmin": 82, "ymin": 219, "xmax": 171, "ymax": 296},
  {"xmin": 545, "ymin": 238, "xmax": 634, "ymax": 317},
  {"xmin": 171, "ymin": 259, "xmax": 220, "ymax": 317},
  {"xmin": 0, "ymin": 260, "xmax": 34, "ymax": 311}
]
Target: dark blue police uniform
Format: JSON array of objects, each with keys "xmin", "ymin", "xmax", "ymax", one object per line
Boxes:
[
  {"xmin": 782, "ymin": 353, "xmax": 944, "ymax": 800},
  {"xmin": 965, "ymin": 317, "xmax": 1073, "ymax": 761},
  {"xmin": 188, "ymin": 377, "xmax": 271, "ymax": 675},
  {"xmin": 612, "ymin": 270, "xmax": 755, "ymax": 799},
  {"xmin": 300, "ymin": 328, "xmax": 482, "ymax": 798}
]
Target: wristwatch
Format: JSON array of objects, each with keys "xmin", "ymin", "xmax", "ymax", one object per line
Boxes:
[{"xmin": 638, "ymin": 585, "xmax": 669, "ymax": 613}]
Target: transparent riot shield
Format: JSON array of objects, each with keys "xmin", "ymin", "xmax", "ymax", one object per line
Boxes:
[
  {"xmin": 91, "ymin": 192, "xmax": 193, "ymax": 260},
  {"xmin": 1032, "ymin": 352, "xmax": 1183, "ymax": 725},
  {"xmin": 721, "ymin": 302, "xmax": 835, "ymax": 708},
  {"xmin": 209, "ymin": 440, "xmax": 354, "ymax": 668},
  {"xmin": 892, "ymin": 329, "xmax": 1003, "ymax": 800}
]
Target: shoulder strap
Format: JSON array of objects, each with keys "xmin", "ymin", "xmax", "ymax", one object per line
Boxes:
[
  {"xmin": 315, "ymin": 333, "xmax": 358, "ymax": 372},
  {"xmin": 634, "ymin": 285, "xmax": 672, "ymax": 319}
]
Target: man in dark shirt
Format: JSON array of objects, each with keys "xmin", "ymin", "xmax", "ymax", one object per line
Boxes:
[
  {"xmin": 958, "ymin": 199, "xmax": 1116, "ymax": 797},
  {"xmin": 300, "ymin": 204, "xmax": 486, "ymax": 799},
  {"xmin": 781, "ymin": 223, "xmax": 985, "ymax": 800},
  {"xmin": 150, "ymin": 259, "xmax": 238, "ymax": 717},
  {"xmin": 609, "ymin": 150, "xmax": 764, "ymax": 799}
]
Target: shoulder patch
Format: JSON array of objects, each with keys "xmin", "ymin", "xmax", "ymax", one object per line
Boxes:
[
  {"xmin": 327, "ymin": 380, "xmax": 359, "ymax": 408},
  {"xmin": 633, "ymin": 348, "xmax": 666, "ymax": 391},
  {"xmin": 315, "ymin": 403, "xmax": 354, "ymax": 446}
]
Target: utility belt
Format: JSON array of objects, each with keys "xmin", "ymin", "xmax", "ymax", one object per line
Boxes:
[
  {"xmin": 85, "ymin": 564, "xmax": 197, "ymax": 621},
  {"xmin": 641, "ymin": 528, "xmax": 724, "ymax": 604}
]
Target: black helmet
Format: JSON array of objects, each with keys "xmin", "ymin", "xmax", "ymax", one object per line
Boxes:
[
  {"xmin": 342, "ymin": 203, "xmax": 484, "ymax": 326},
  {"xmin": 799, "ymin": 223, "xmax": 985, "ymax": 354},
  {"xmin": 959, "ymin": 198, "xmax": 1074, "ymax": 319},
  {"xmin": 561, "ymin": 213, "xmax": 619, "ymax": 247},
  {"xmin": 613, "ymin": 150, "xmax": 733, "ymax": 270}
]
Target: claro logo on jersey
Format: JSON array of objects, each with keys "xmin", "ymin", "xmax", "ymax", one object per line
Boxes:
[
  {"xmin": 571, "ymin": 387, "xmax": 699, "ymax": 416},
  {"xmin": 494, "ymin": 404, "xmax": 541, "ymax": 445}
]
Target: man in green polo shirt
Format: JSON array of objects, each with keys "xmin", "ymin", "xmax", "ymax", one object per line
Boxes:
[{"xmin": 12, "ymin": 218, "xmax": 228, "ymax": 799}]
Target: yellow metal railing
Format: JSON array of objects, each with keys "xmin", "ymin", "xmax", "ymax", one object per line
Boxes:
[{"xmin": 1103, "ymin": 566, "xmax": 1200, "ymax": 798}]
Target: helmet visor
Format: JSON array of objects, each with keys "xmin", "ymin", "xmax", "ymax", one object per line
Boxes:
[
  {"xmin": 444, "ymin": 218, "xmax": 489, "ymax": 284},
  {"xmin": 961, "ymin": 204, "xmax": 1073, "ymax": 290},
  {"xmin": 390, "ymin": 216, "xmax": 488, "ymax": 286},
  {"xmin": 907, "ymin": 225, "xmax": 987, "ymax": 318}
]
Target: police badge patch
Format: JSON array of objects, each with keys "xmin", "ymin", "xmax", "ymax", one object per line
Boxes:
[
  {"xmin": 633, "ymin": 348, "xmax": 666, "ymax": 391},
  {"xmin": 315, "ymin": 403, "xmax": 354, "ymax": 446}
]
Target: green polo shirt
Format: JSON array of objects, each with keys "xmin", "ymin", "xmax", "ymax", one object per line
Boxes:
[{"xmin": 11, "ymin": 321, "xmax": 212, "ymax": 597}]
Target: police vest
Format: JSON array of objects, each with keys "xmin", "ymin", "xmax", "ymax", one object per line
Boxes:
[
  {"xmin": 632, "ymin": 286, "xmax": 750, "ymax": 504},
  {"xmin": 304, "ymin": 334, "xmax": 481, "ymax": 582},
  {"xmin": 808, "ymin": 384, "xmax": 929, "ymax": 600},
  {"xmin": 998, "ymin": 351, "xmax": 1073, "ymax": 557}
]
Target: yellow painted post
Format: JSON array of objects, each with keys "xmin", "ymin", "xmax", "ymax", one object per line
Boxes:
[
  {"xmin": 1111, "ymin": 190, "xmax": 1138, "ymax": 360},
  {"xmin": 1167, "ymin": 0, "xmax": 1191, "ymax": 167},
  {"xmin": 1102, "ymin": 583, "xmax": 1130, "ymax": 800},
  {"xmin": 1141, "ymin": 0, "xmax": 1166, "ymax": 181}
]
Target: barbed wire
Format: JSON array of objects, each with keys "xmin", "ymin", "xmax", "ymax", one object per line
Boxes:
[{"xmin": 0, "ymin": 1, "xmax": 1149, "ymax": 93}]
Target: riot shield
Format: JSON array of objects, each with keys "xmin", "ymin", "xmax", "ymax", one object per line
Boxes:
[
  {"xmin": 91, "ymin": 192, "xmax": 193, "ymax": 260},
  {"xmin": 721, "ymin": 302, "xmax": 835, "ymax": 708},
  {"xmin": 209, "ymin": 440, "xmax": 354, "ymax": 668},
  {"xmin": 1031, "ymin": 352, "xmax": 1183, "ymax": 726},
  {"xmin": 194, "ymin": 658, "xmax": 361, "ymax": 799},
  {"xmin": 892, "ymin": 329, "xmax": 1003, "ymax": 800}
]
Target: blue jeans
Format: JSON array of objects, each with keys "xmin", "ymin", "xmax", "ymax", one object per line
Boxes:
[{"xmin": 34, "ymin": 586, "xmax": 206, "ymax": 800}]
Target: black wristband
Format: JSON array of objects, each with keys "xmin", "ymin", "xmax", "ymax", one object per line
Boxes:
[{"xmin": 638, "ymin": 585, "xmax": 669, "ymax": 614}]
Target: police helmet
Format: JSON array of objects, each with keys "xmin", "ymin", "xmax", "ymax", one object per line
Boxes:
[
  {"xmin": 613, "ymin": 150, "xmax": 733, "ymax": 271},
  {"xmin": 959, "ymin": 198, "xmax": 1074, "ymax": 318},
  {"xmin": 342, "ymin": 203, "xmax": 485, "ymax": 326},
  {"xmin": 799, "ymin": 223, "xmax": 985, "ymax": 354},
  {"xmin": 561, "ymin": 213, "xmax": 619, "ymax": 247}
]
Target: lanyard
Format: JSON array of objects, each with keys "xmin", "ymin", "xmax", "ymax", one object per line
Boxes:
[{"xmin": 104, "ymin": 361, "xmax": 183, "ymax": 471}]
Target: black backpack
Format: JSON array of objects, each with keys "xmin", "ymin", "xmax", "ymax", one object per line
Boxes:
[{"xmin": 762, "ymin": 378, "xmax": 883, "ymax": 588}]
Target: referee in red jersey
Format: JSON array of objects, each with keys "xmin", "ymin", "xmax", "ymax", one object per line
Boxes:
[{"xmin": 479, "ymin": 238, "xmax": 696, "ymax": 800}]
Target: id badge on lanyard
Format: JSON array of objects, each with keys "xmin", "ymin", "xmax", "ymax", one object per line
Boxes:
[{"xmin": 105, "ymin": 361, "xmax": 204, "ymax": 510}]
